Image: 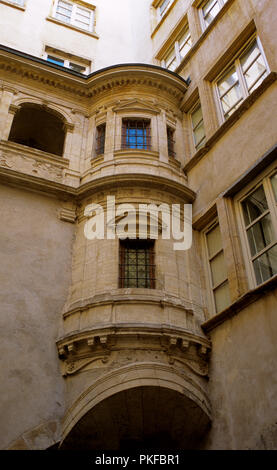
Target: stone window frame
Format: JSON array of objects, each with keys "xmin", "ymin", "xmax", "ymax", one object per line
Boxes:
[
  {"xmin": 113, "ymin": 110, "xmax": 159, "ymax": 155},
  {"xmin": 150, "ymin": 0, "xmax": 178, "ymax": 37},
  {"xmin": 235, "ymin": 162, "xmax": 277, "ymax": 289},
  {"xmin": 213, "ymin": 34, "xmax": 270, "ymax": 124},
  {"xmin": 119, "ymin": 239, "xmax": 156, "ymax": 289},
  {"xmin": 202, "ymin": 218, "xmax": 231, "ymax": 315},
  {"xmin": 159, "ymin": 23, "xmax": 192, "ymax": 72},
  {"xmin": 189, "ymin": 100, "xmax": 206, "ymax": 153}
]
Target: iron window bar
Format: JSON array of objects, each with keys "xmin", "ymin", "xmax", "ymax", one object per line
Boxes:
[
  {"xmin": 121, "ymin": 119, "xmax": 151, "ymax": 151},
  {"xmin": 119, "ymin": 239, "xmax": 155, "ymax": 289}
]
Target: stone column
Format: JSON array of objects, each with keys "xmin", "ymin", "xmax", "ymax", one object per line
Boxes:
[
  {"xmin": 104, "ymin": 108, "xmax": 116, "ymax": 161},
  {"xmin": 84, "ymin": 114, "xmax": 96, "ymax": 169},
  {"xmin": 63, "ymin": 123, "xmax": 74, "ymax": 160},
  {"xmin": 157, "ymin": 110, "xmax": 168, "ymax": 163},
  {"xmin": 0, "ymin": 87, "xmax": 17, "ymax": 140}
]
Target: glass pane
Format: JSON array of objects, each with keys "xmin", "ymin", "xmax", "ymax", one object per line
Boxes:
[
  {"xmin": 69, "ymin": 63, "xmax": 86, "ymax": 73},
  {"xmin": 220, "ymin": 84, "xmax": 242, "ymax": 115},
  {"xmin": 241, "ymin": 41, "xmax": 261, "ymax": 72},
  {"xmin": 244, "ymin": 58, "xmax": 266, "ymax": 91},
  {"xmin": 160, "ymin": 0, "xmax": 170, "ymax": 15},
  {"xmin": 56, "ymin": 0, "xmax": 72, "ymax": 22},
  {"xmin": 203, "ymin": 0, "xmax": 220, "ymax": 26},
  {"xmin": 165, "ymin": 48, "xmax": 177, "ymax": 71},
  {"xmin": 210, "ymin": 251, "xmax": 227, "ymax": 287},
  {"xmin": 179, "ymin": 31, "xmax": 192, "ymax": 59},
  {"xmin": 47, "ymin": 55, "xmax": 64, "ymax": 66},
  {"xmin": 214, "ymin": 282, "xmax": 231, "ymax": 313},
  {"xmin": 218, "ymin": 68, "xmax": 239, "ymax": 96},
  {"xmin": 194, "ymin": 123, "xmax": 205, "ymax": 147},
  {"xmin": 271, "ymin": 173, "xmax": 277, "ymax": 202},
  {"xmin": 246, "ymin": 214, "xmax": 274, "ymax": 257},
  {"xmin": 253, "ymin": 245, "xmax": 277, "ymax": 285},
  {"xmin": 191, "ymin": 105, "xmax": 203, "ymax": 129},
  {"xmin": 242, "ymin": 186, "xmax": 268, "ymax": 226},
  {"xmin": 206, "ymin": 224, "xmax": 222, "ymax": 258}
]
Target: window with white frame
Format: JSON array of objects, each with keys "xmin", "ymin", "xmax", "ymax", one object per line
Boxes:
[
  {"xmin": 215, "ymin": 37, "xmax": 269, "ymax": 121},
  {"xmin": 239, "ymin": 172, "xmax": 277, "ymax": 286},
  {"xmin": 190, "ymin": 102, "xmax": 206, "ymax": 151},
  {"xmin": 2, "ymin": 0, "xmax": 25, "ymax": 5},
  {"xmin": 46, "ymin": 54, "xmax": 88, "ymax": 74},
  {"xmin": 204, "ymin": 221, "xmax": 231, "ymax": 314},
  {"xmin": 159, "ymin": 0, "xmax": 173, "ymax": 18},
  {"xmin": 53, "ymin": 0, "xmax": 94, "ymax": 32},
  {"xmin": 162, "ymin": 26, "xmax": 192, "ymax": 71},
  {"xmin": 199, "ymin": 0, "xmax": 227, "ymax": 30}
]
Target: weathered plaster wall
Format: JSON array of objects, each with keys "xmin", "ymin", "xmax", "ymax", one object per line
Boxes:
[
  {"xmin": 205, "ymin": 289, "xmax": 277, "ymax": 449},
  {"xmin": 0, "ymin": 184, "xmax": 75, "ymax": 449},
  {"xmin": 0, "ymin": 0, "xmax": 153, "ymax": 72}
]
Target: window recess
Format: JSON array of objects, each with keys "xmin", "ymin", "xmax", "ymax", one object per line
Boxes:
[
  {"xmin": 204, "ymin": 221, "xmax": 231, "ymax": 314},
  {"xmin": 119, "ymin": 240, "xmax": 155, "ymax": 289},
  {"xmin": 190, "ymin": 102, "xmax": 206, "ymax": 152},
  {"xmin": 45, "ymin": 52, "xmax": 89, "ymax": 74},
  {"xmin": 121, "ymin": 119, "xmax": 151, "ymax": 151},
  {"xmin": 95, "ymin": 124, "xmax": 106, "ymax": 156},
  {"xmin": 161, "ymin": 26, "xmax": 192, "ymax": 71}
]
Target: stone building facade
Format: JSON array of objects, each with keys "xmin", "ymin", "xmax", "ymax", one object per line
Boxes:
[{"xmin": 0, "ymin": 0, "xmax": 276, "ymax": 450}]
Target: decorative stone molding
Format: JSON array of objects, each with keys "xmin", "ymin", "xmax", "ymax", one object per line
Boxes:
[
  {"xmin": 0, "ymin": 47, "xmax": 188, "ymax": 103},
  {"xmin": 60, "ymin": 361, "xmax": 211, "ymax": 445}
]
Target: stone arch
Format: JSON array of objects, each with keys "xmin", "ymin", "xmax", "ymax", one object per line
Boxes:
[
  {"xmin": 12, "ymin": 97, "xmax": 74, "ymax": 126},
  {"xmin": 8, "ymin": 102, "xmax": 68, "ymax": 156},
  {"xmin": 60, "ymin": 362, "xmax": 211, "ymax": 450}
]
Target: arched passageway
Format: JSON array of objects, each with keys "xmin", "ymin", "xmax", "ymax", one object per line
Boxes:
[
  {"xmin": 60, "ymin": 386, "xmax": 210, "ymax": 450},
  {"xmin": 8, "ymin": 104, "xmax": 66, "ymax": 156}
]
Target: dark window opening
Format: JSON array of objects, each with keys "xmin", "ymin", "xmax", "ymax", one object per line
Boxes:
[
  {"xmin": 121, "ymin": 119, "xmax": 151, "ymax": 150},
  {"xmin": 8, "ymin": 104, "xmax": 66, "ymax": 156},
  {"xmin": 119, "ymin": 239, "xmax": 155, "ymax": 289},
  {"xmin": 96, "ymin": 123, "xmax": 106, "ymax": 156},
  {"xmin": 167, "ymin": 126, "xmax": 175, "ymax": 158}
]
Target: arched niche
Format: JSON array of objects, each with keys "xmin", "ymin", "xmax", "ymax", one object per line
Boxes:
[{"xmin": 8, "ymin": 103, "xmax": 66, "ymax": 156}]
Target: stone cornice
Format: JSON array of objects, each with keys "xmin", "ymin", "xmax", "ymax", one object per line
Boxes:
[
  {"xmin": 0, "ymin": 164, "xmax": 196, "ymax": 202},
  {"xmin": 0, "ymin": 45, "xmax": 188, "ymax": 103}
]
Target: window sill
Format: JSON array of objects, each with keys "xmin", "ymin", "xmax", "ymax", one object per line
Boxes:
[
  {"xmin": 183, "ymin": 72, "xmax": 277, "ymax": 173},
  {"xmin": 46, "ymin": 16, "xmax": 99, "ymax": 39},
  {"xmin": 0, "ymin": 0, "xmax": 25, "ymax": 11},
  {"xmin": 202, "ymin": 274, "xmax": 277, "ymax": 333}
]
